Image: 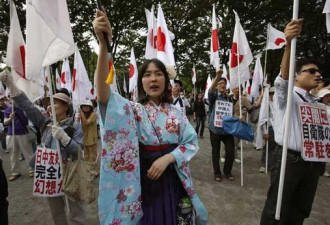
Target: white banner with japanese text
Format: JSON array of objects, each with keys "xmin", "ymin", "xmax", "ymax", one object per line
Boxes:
[
  {"xmin": 298, "ymin": 102, "xmax": 330, "ymax": 162},
  {"xmin": 214, "ymin": 100, "xmax": 233, "ymax": 128},
  {"xmin": 33, "ymin": 147, "xmax": 64, "ymax": 197}
]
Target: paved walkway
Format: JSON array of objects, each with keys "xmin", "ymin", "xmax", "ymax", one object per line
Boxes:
[{"xmin": 1, "ymin": 124, "xmax": 329, "ymax": 224}]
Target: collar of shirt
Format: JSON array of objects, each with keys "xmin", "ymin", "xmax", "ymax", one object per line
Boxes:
[{"xmin": 294, "ymin": 86, "xmax": 318, "ymax": 103}]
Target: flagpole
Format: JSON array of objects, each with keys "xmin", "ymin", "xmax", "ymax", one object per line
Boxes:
[
  {"xmin": 265, "ymin": 87, "xmax": 269, "ymax": 174},
  {"xmin": 263, "ymin": 23, "xmax": 270, "ymax": 93},
  {"xmin": 235, "ymin": 16, "xmax": 244, "ymax": 187},
  {"xmin": 151, "ymin": 5, "xmax": 155, "ymax": 58},
  {"xmin": 275, "ymin": 0, "xmax": 299, "ymax": 220}
]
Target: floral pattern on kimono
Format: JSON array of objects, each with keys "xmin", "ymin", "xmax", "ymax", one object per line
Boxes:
[{"xmin": 98, "ymin": 90, "xmax": 208, "ymax": 225}]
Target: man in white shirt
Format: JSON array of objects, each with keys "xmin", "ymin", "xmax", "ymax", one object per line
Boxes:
[
  {"xmin": 172, "ymin": 80, "xmax": 186, "ymax": 115},
  {"xmin": 260, "ymin": 20, "xmax": 324, "ymax": 225}
]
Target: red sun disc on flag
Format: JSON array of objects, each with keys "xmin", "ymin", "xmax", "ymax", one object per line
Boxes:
[
  {"xmin": 72, "ymin": 69, "xmax": 77, "ymax": 91},
  {"xmin": 230, "ymin": 42, "xmax": 243, "ymax": 68},
  {"xmin": 275, "ymin": 38, "xmax": 285, "ymax": 46},
  {"xmin": 157, "ymin": 27, "xmax": 166, "ymax": 52},
  {"xmin": 61, "ymin": 72, "xmax": 66, "ymax": 84},
  {"xmin": 129, "ymin": 64, "xmax": 135, "ymax": 78}
]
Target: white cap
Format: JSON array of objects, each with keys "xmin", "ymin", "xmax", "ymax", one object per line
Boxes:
[
  {"xmin": 317, "ymin": 88, "xmax": 330, "ymax": 98},
  {"xmin": 80, "ymin": 100, "xmax": 93, "ymax": 108}
]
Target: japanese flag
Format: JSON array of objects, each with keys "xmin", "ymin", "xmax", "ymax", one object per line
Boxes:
[
  {"xmin": 26, "ymin": 0, "xmax": 74, "ymax": 83},
  {"xmin": 323, "ymin": 0, "xmax": 330, "ymax": 33},
  {"xmin": 110, "ymin": 66, "xmax": 118, "ymax": 94},
  {"xmin": 191, "ymin": 64, "xmax": 197, "ymax": 85},
  {"xmin": 129, "ymin": 48, "xmax": 138, "ymax": 93},
  {"xmin": 266, "ymin": 24, "xmax": 286, "ymax": 50},
  {"xmin": 72, "ymin": 45, "xmax": 92, "ymax": 110},
  {"xmin": 156, "ymin": 4, "xmax": 175, "ymax": 66},
  {"xmin": 210, "ymin": 4, "xmax": 220, "ymax": 70},
  {"xmin": 13, "ymin": 69, "xmax": 43, "ymax": 102},
  {"xmin": 229, "ymin": 11, "xmax": 253, "ymax": 90},
  {"xmin": 145, "ymin": 7, "xmax": 157, "ymax": 59},
  {"xmin": 256, "ymin": 86, "xmax": 270, "ymax": 149},
  {"xmin": 60, "ymin": 58, "xmax": 72, "ymax": 93},
  {"xmin": 204, "ymin": 75, "xmax": 213, "ymax": 99},
  {"xmin": 6, "ymin": 0, "xmax": 26, "ymax": 79},
  {"xmin": 55, "ymin": 68, "xmax": 61, "ymax": 90},
  {"xmin": 250, "ymin": 56, "xmax": 263, "ymax": 99}
]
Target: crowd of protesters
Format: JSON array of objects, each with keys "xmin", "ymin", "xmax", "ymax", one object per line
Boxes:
[{"xmin": 0, "ymin": 14, "xmax": 329, "ymax": 225}]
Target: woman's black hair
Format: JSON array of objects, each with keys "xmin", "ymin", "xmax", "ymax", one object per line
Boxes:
[{"xmin": 137, "ymin": 58, "xmax": 172, "ymax": 104}]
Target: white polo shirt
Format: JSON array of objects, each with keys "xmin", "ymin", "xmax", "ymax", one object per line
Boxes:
[{"xmin": 273, "ymin": 75, "xmax": 318, "ymax": 152}]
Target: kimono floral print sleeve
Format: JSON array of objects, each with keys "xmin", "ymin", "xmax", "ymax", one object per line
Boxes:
[{"xmin": 98, "ymin": 90, "xmax": 142, "ymax": 225}]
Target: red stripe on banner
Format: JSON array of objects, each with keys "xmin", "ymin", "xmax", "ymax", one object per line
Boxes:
[
  {"xmin": 212, "ymin": 29, "xmax": 219, "ymax": 52},
  {"xmin": 157, "ymin": 27, "xmax": 166, "ymax": 52},
  {"xmin": 72, "ymin": 68, "xmax": 77, "ymax": 91},
  {"xmin": 129, "ymin": 64, "xmax": 134, "ymax": 78}
]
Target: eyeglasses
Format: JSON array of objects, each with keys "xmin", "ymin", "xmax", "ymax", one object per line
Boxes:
[{"xmin": 298, "ymin": 68, "xmax": 321, "ymax": 75}]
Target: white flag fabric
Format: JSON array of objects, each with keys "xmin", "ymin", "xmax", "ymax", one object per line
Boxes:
[
  {"xmin": 263, "ymin": 74, "xmax": 270, "ymax": 87},
  {"xmin": 323, "ymin": 0, "xmax": 330, "ymax": 33},
  {"xmin": 229, "ymin": 11, "xmax": 253, "ymax": 90},
  {"xmin": 110, "ymin": 66, "xmax": 118, "ymax": 94},
  {"xmin": 60, "ymin": 59, "xmax": 72, "ymax": 92},
  {"xmin": 156, "ymin": 4, "xmax": 175, "ymax": 66},
  {"xmin": 145, "ymin": 8, "xmax": 157, "ymax": 59},
  {"xmin": 191, "ymin": 65, "xmax": 196, "ymax": 85},
  {"xmin": 256, "ymin": 86, "xmax": 269, "ymax": 149},
  {"xmin": 129, "ymin": 48, "xmax": 138, "ymax": 93},
  {"xmin": 72, "ymin": 45, "xmax": 92, "ymax": 110},
  {"xmin": 221, "ymin": 64, "xmax": 230, "ymax": 90},
  {"xmin": 250, "ymin": 56, "xmax": 263, "ymax": 99},
  {"xmin": 210, "ymin": 4, "xmax": 220, "ymax": 70},
  {"xmin": 266, "ymin": 24, "xmax": 286, "ymax": 50},
  {"xmin": 204, "ymin": 75, "xmax": 213, "ymax": 99},
  {"xmin": 26, "ymin": 0, "xmax": 75, "ymax": 82},
  {"xmin": 13, "ymin": 70, "xmax": 43, "ymax": 102},
  {"xmin": 123, "ymin": 76, "xmax": 127, "ymax": 93},
  {"xmin": 6, "ymin": 0, "xmax": 26, "ymax": 79},
  {"xmin": 55, "ymin": 68, "xmax": 61, "ymax": 90}
]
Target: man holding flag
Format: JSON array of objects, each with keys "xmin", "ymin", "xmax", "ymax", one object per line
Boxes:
[{"xmin": 260, "ymin": 19, "xmax": 324, "ymax": 225}]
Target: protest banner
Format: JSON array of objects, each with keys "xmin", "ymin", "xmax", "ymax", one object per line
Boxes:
[
  {"xmin": 214, "ymin": 100, "xmax": 233, "ymax": 128},
  {"xmin": 298, "ymin": 102, "xmax": 330, "ymax": 162},
  {"xmin": 33, "ymin": 147, "xmax": 64, "ymax": 197}
]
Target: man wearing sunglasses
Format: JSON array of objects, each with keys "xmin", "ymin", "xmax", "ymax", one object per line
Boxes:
[{"xmin": 260, "ymin": 19, "xmax": 324, "ymax": 225}]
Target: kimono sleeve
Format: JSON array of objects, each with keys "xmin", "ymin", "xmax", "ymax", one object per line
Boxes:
[{"xmin": 171, "ymin": 113, "xmax": 199, "ymax": 169}]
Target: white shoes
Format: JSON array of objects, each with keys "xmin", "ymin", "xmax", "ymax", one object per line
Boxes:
[
  {"xmin": 259, "ymin": 167, "xmax": 266, "ymax": 173},
  {"xmin": 323, "ymin": 171, "xmax": 330, "ymax": 177},
  {"xmin": 235, "ymin": 158, "xmax": 241, "ymax": 164},
  {"xmin": 220, "ymin": 157, "xmax": 225, "ymax": 163}
]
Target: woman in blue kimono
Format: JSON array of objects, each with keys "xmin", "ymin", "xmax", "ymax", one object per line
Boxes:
[{"xmin": 93, "ymin": 9, "xmax": 208, "ymax": 225}]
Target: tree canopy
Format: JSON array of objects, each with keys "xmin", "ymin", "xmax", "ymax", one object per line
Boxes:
[{"xmin": 0, "ymin": 0, "xmax": 329, "ymax": 93}]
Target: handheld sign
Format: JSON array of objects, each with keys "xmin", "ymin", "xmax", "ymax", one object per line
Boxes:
[
  {"xmin": 33, "ymin": 147, "xmax": 64, "ymax": 197},
  {"xmin": 298, "ymin": 102, "xmax": 330, "ymax": 162},
  {"xmin": 214, "ymin": 100, "xmax": 233, "ymax": 127}
]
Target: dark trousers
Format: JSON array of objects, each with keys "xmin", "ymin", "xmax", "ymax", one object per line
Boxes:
[
  {"xmin": 261, "ymin": 127, "xmax": 276, "ymax": 169},
  {"xmin": 0, "ymin": 160, "xmax": 8, "ymax": 225},
  {"xmin": 210, "ymin": 130, "xmax": 235, "ymax": 175},
  {"xmin": 195, "ymin": 116, "xmax": 205, "ymax": 137},
  {"xmin": 260, "ymin": 145, "xmax": 323, "ymax": 225}
]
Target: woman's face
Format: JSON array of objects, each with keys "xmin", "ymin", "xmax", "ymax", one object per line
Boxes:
[
  {"xmin": 198, "ymin": 93, "xmax": 202, "ymax": 100},
  {"xmin": 54, "ymin": 99, "xmax": 68, "ymax": 117},
  {"xmin": 142, "ymin": 62, "xmax": 165, "ymax": 102},
  {"xmin": 81, "ymin": 105, "xmax": 91, "ymax": 113}
]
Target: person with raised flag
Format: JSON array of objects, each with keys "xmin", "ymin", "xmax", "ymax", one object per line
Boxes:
[
  {"xmin": 208, "ymin": 70, "xmax": 235, "ymax": 182},
  {"xmin": 0, "ymin": 71, "xmax": 87, "ymax": 225},
  {"xmin": 93, "ymin": 8, "xmax": 207, "ymax": 225},
  {"xmin": 260, "ymin": 19, "xmax": 324, "ymax": 225}
]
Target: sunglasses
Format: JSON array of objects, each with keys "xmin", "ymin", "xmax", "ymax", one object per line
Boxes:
[{"xmin": 298, "ymin": 68, "xmax": 321, "ymax": 75}]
